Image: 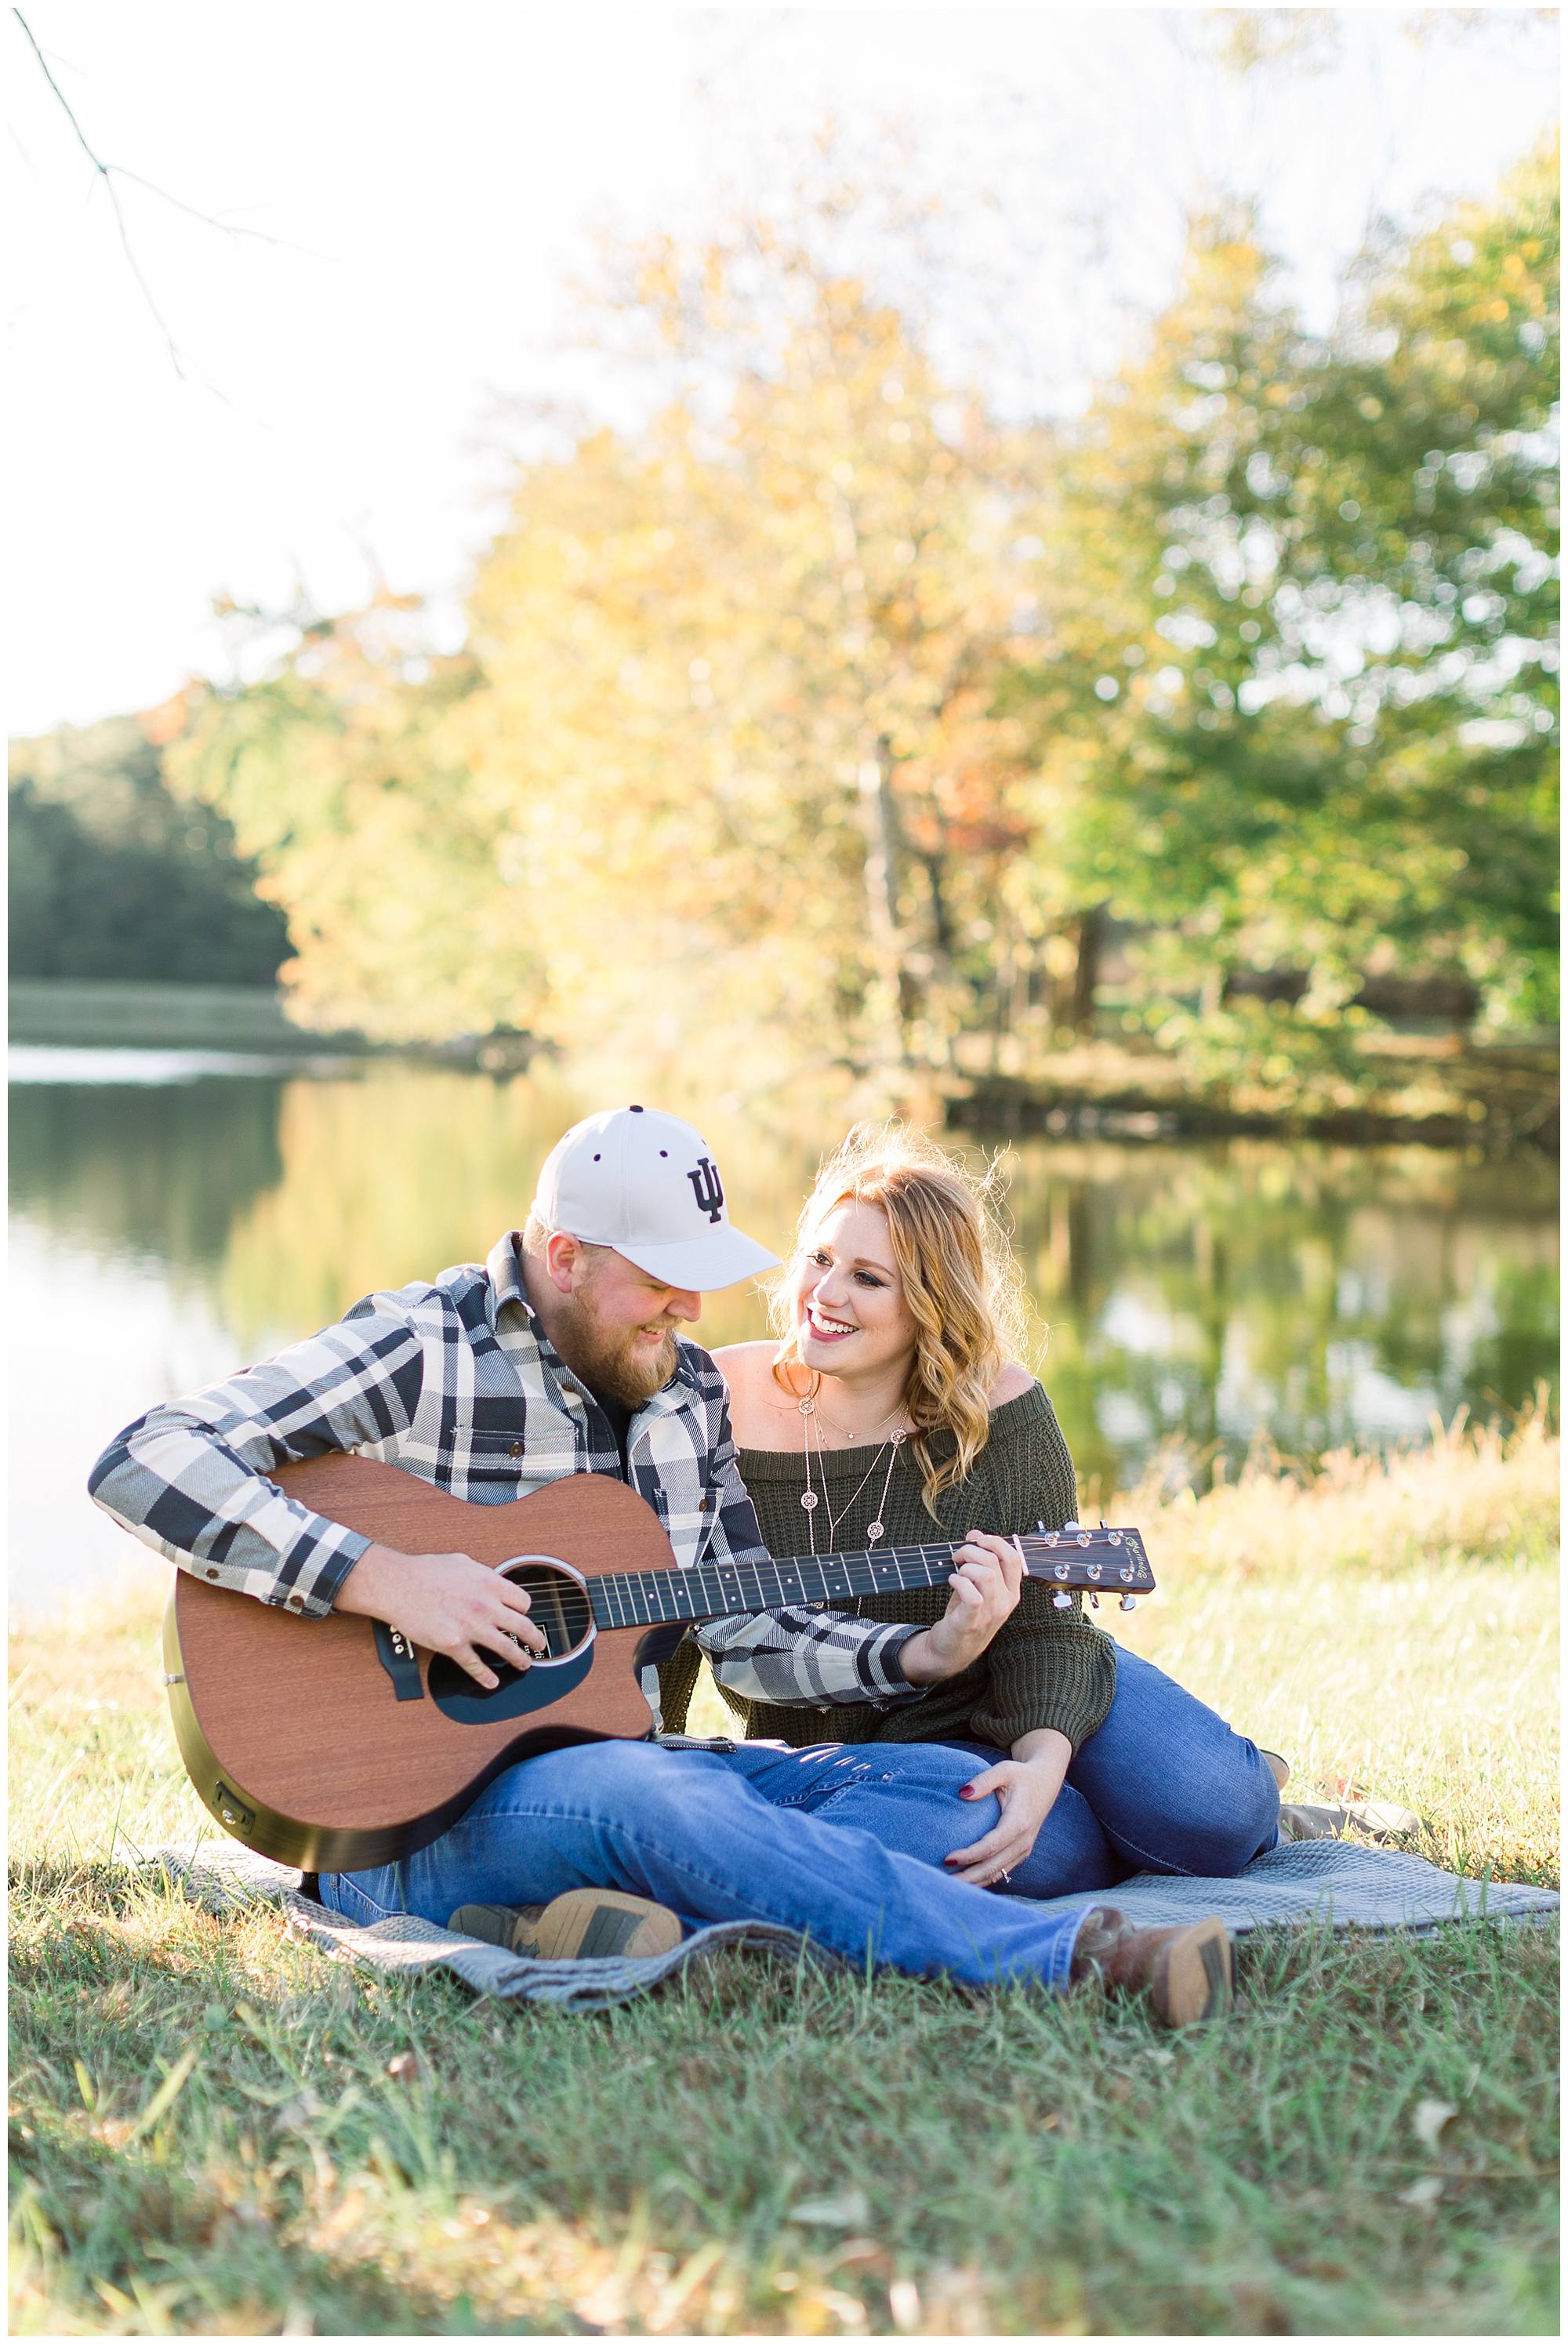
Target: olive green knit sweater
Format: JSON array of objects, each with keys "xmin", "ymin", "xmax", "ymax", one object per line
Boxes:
[{"xmin": 659, "ymin": 1384, "xmax": 1116, "ymax": 1754}]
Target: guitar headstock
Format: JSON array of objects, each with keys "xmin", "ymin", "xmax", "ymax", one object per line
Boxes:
[{"xmin": 1016, "ymin": 1522, "xmax": 1154, "ymax": 1611}]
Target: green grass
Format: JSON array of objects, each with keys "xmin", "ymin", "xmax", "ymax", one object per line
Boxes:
[{"xmin": 9, "ymin": 1420, "xmax": 1559, "ymax": 2336}]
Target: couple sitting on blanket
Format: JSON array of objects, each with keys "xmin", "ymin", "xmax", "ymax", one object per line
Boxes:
[{"xmin": 90, "ymin": 1105, "xmax": 1339, "ymax": 2027}]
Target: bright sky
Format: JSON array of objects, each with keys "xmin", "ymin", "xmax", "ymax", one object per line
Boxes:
[{"xmin": 7, "ymin": 5, "xmax": 1559, "ymax": 737}]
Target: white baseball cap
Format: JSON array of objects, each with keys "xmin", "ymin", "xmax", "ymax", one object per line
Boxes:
[{"xmin": 530, "ymin": 1106, "xmax": 779, "ymax": 1291}]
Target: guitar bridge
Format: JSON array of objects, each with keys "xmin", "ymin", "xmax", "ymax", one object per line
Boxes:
[{"xmin": 373, "ymin": 1620, "xmax": 425, "ymax": 1701}]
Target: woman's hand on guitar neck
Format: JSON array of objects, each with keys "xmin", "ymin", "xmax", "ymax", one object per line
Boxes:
[
  {"xmin": 898, "ymin": 1529, "xmax": 1024, "ymax": 1685},
  {"xmin": 334, "ymin": 1544, "xmax": 549, "ymax": 1688}
]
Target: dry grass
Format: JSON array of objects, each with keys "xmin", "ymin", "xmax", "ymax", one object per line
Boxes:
[{"xmin": 1123, "ymin": 1402, "xmax": 1559, "ymax": 1579}]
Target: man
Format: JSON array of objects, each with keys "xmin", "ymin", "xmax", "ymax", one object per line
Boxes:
[{"xmin": 90, "ymin": 1105, "xmax": 1235, "ymax": 2025}]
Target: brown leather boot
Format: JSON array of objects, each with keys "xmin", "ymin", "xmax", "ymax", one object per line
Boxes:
[{"xmin": 1069, "ymin": 1906, "xmax": 1234, "ymax": 2025}]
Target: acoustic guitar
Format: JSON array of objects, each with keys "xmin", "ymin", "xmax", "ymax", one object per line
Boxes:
[{"xmin": 162, "ymin": 1453, "xmax": 1156, "ymax": 1870}]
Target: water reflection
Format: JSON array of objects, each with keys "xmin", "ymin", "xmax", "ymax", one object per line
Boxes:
[
  {"xmin": 9, "ymin": 1056, "xmax": 1558, "ymax": 1606},
  {"xmin": 11, "ymin": 1072, "xmax": 285, "ymax": 1276},
  {"xmin": 1005, "ymin": 1145, "xmax": 1557, "ymax": 1488}
]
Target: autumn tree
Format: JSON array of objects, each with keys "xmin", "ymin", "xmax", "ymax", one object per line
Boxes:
[
  {"xmin": 165, "ymin": 597, "xmax": 546, "ymax": 1043},
  {"xmin": 448, "ymin": 227, "xmax": 1047, "ymax": 1078},
  {"xmin": 164, "ymin": 203, "xmax": 1051, "ymax": 1076}
]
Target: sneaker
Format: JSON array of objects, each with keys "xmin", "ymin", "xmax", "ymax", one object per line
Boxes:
[
  {"xmin": 447, "ymin": 1888, "xmax": 684, "ymax": 1960},
  {"xmin": 1276, "ymin": 1798, "xmax": 1421, "ymax": 1843},
  {"xmin": 1069, "ymin": 1905, "xmax": 1234, "ymax": 2026},
  {"xmin": 1260, "ymin": 1749, "xmax": 1290, "ymax": 1791}
]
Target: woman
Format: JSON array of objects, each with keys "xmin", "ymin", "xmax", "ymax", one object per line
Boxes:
[{"xmin": 662, "ymin": 1123, "xmax": 1283, "ymax": 1900}]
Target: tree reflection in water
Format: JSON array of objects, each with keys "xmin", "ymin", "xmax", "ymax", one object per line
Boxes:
[{"xmin": 10, "ymin": 1062, "xmax": 1558, "ymax": 1497}]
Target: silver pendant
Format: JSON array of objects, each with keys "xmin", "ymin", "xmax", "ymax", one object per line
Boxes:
[
  {"xmin": 797, "ymin": 1398, "xmax": 815, "ymax": 1415},
  {"xmin": 866, "ymin": 1521, "xmax": 884, "ymax": 1542},
  {"xmin": 800, "ymin": 1491, "xmax": 818, "ymax": 1511}
]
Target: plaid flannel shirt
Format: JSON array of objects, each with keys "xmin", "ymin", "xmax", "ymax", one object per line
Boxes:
[{"xmin": 88, "ymin": 1233, "xmax": 927, "ymax": 1714}]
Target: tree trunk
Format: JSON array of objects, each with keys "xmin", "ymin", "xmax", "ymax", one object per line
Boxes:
[
  {"xmin": 922, "ymin": 849, "xmax": 957, "ymax": 963},
  {"xmin": 858, "ymin": 735, "xmax": 912, "ymax": 1065},
  {"xmin": 1069, "ymin": 902, "xmax": 1109, "ymax": 1034}
]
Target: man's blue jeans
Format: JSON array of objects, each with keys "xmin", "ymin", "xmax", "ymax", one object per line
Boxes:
[
  {"xmin": 317, "ymin": 1649, "xmax": 1276, "ymax": 1990},
  {"xmin": 318, "ymin": 1736, "xmax": 1085, "ymax": 1989}
]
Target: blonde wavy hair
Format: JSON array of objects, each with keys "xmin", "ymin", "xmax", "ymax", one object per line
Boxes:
[{"xmin": 768, "ymin": 1123, "xmax": 1036, "ymax": 1516}]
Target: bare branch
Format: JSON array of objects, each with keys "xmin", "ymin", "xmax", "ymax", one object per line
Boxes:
[
  {"xmin": 16, "ymin": 7, "xmax": 313, "ymax": 395},
  {"xmin": 111, "ymin": 164, "xmax": 303, "ymax": 252},
  {"xmin": 13, "ymin": 12, "xmax": 104, "ymax": 174},
  {"xmin": 14, "ymin": 8, "xmax": 187, "ymax": 374}
]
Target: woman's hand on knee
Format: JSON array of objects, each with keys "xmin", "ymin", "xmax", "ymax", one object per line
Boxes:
[{"xmin": 944, "ymin": 1730, "xmax": 1071, "ymax": 1889}]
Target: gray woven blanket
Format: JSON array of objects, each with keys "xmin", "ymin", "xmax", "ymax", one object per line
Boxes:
[{"xmin": 149, "ymin": 1836, "xmax": 1558, "ymax": 2012}]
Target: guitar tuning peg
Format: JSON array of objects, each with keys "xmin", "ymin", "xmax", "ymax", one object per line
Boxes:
[
  {"xmin": 1051, "ymin": 1589, "xmax": 1073, "ymax": 1609},
  {"xmin": 1120, "ymin": 1593, "xmax": 1138, "ymax": 1613},
  {"xmin": 1087, "ymin": 1592, "xmax": 1099, "ymax": 1609},
  {"xmin": 1036, "ymin": 1521, "xmax": 1047, "ymax": 1533}
]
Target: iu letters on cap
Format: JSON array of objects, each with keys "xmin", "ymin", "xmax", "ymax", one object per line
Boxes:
[{"xmin": 686, "ymin": 1157, "xmax": 724, "ymax": 1223}]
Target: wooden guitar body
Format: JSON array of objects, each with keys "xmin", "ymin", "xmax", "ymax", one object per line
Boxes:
[{"xmin": 165, "ymin": 1456, "xmax": 671, "ymax": 1872}]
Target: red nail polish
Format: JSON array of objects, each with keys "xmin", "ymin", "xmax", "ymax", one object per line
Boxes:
[{"xmin": 958, "ymin": 1785, "xmax": 975, "ymax": 1799}]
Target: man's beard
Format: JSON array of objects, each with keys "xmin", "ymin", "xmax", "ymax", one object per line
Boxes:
[{"xmin": 552, "ymin": 1290, "xmax": 679, "ymax": 1410}]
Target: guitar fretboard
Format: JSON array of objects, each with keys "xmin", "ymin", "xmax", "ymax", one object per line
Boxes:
[{"xmin": 584, "ymin": 1531, "xmax": 1151, "ymax": 1633}]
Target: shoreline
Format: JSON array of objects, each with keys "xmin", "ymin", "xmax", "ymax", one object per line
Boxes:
[
  {"xmin": 9, "ymin": 979, "xmax": 1559, "ymax": 1157},
  {"xmin": 945, "ymin": 1075, "xmax": 1559, "ymax": 1155}
]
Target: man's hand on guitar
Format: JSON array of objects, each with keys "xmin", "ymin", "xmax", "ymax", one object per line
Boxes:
[
  {"xmin": 335, "ymin": 1544, "xmax": 549, "ymax": 1688},
  {"xmin": 898, "ymin": 1529, "xmax": 1024, "ymax": 1685}
]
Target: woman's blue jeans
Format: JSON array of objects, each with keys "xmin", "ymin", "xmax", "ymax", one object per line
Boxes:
[
  {"xmin": 316, "ymin": 1649, "xmax": 1276, "ymax": 1988},
  {"xmin": 945, "ymin": 1646, "xmax": 1281, "ymax": 1900}
]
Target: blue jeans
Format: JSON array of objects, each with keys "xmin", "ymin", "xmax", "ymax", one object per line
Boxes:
[
  {"xmin": 318, "ymin": 1736, "xmax": 1085, "ymax": 1990},
  {"xmin": 947, "ymin": 1646, "xmax": 1281, "ymax": 1900},
  {"xmin": 316, "ymin": 1651, "xmax": 1276, "ymax": 1988}
]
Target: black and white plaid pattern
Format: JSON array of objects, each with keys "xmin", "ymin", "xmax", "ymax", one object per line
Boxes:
[{"xmin": 88, "ymin": 1233, "xmax": 924, "ymax": 1711}]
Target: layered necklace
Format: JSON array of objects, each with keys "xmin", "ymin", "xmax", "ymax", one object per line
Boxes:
[{"xmin": 796, "ymin": 1384, "xmax": 909, "ymax": 1555}]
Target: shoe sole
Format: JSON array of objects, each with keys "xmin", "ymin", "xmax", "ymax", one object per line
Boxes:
[
  {"xmin": 1149, "ymin": 1917, "xmax": 1233, "ymax": 2026},
  {"xmin": 532, "ymin": 1889, "xmax": 684, "ymax": 1961},
  {"xmin": 445, "ymin": 1892, "xmax": 683, "ymax": 1959}
]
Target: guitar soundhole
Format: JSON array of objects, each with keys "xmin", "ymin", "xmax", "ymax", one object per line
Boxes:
[
  {"xmin": 426, "ymin": 1558, "xmax": 597, "ymax": 1723},
  {"xmin": 494, "ymin": 1560, "xmax": 593, "ymax": 1660}
]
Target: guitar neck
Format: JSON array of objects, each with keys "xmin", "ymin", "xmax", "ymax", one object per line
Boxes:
[{"xmin": 586, "ymin": 1527, "xmax": 1152, "ymax": 1633}]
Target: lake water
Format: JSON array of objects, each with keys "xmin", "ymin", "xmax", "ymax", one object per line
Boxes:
[{"xmin": 10, "ymin": 1050, "xmax": 1559, "ymax": 1614}]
